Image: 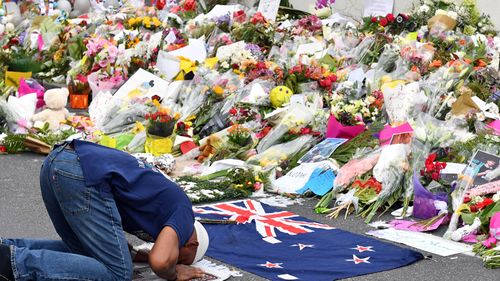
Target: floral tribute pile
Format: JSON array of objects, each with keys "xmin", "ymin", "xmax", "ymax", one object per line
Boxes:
[{"xmin": 0, "ymin": 0, "xmax": 499, "ymax": 268}]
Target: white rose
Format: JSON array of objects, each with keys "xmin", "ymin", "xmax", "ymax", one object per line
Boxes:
[{"xmin": 420, "ymin": 5, "xmax": 430, "ymax": 13}]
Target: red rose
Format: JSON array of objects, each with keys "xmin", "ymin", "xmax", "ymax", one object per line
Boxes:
[
  {"xmin": 229, "ymin": 108, "xmax": 238, "ymax": 115},
  {"xmin": 0, "ymin": 145, "xmax": 6, "ymax": 153},
  {"xmin": 251, "ymin": 12, "xmax": 266, "ymax": 25},
  {"xmin": 182, "ymin": 0, "xmax": 196, "ymax": 12},
  {"xmin": 371, "ymin": 17, "xmax": 378, "ymax": 23},
  {"xmin": 329, "ymin": 74, "xmax": 337, "ymax": 82},
  {"xmin": 379, "ymin": 17, "xmax": 388, "ymax": 27},
  {"xmin": 431, "ymin": 172, "xmax": 439, "ymax": 181},
  {"xmin": 233, "ymin": 10, "xmax": 247, "ymax": 23},
  {"xmin": 463, "ymin": 197, "xmax": 471, "ymax": 203},
  {"xmin": 386, "ymin": 13, "xmax": 395, "ymax": 22},
  {"xmin": 481, "ymin": 198, "xmax": 494, "ymax": 208},
  {"xmin": 152, "ymin": 95, "xmax": 161, "ymax": 101},
  {"xmin": 156, "ymin": 0, "xmax": 166, "ymax": 10},
  {"xmin": 470, "ymin": 205, "xmax": 479, "ymax": 213},
  {"xmin": 319, "ymin": 78, "xmax": 332, "ymax": 89},
  {"xmin": 300, "ymin": 127, "xmax": 312, "ymax": 135}
]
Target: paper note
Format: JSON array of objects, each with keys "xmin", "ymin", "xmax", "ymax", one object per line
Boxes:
[
  {"xmin": 367, "ymin": 228, "xmax": 472, "ymax": 256},
  {"xmin": 157, "ymin": 51, "xmax": 181, "ymax": 81},
  {"xmin": 257, "ymin": 0, "xmax": 281, "ymax": 22},
  {"xmin": 168, "ymin": 38, "xmax": 207, "ymax": 63},
  {"xmin": 296, "ymin": 169, "xmax": 335, "ymax": 196},
  {"xmin": 205, "ymin": 4, "xmax": 241, "ymax": 19},
  {"xmin": 273, "ymin": 161, "xmax": 334, "ymax": 194},
  {"xmin": 294, "ymin": 42, "xmax": 326, "ymax": 61},
  {"xmin": 363, "ymin": 0, "xmax": 394, "ymax": 17},
  {"xmin": 113, "ymin": 69, "xmax": 170, "ymax": 99}
]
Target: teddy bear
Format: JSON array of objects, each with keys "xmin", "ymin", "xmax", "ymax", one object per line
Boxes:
[
  {"xmin": 197, "ymin": 134, "xmax": 222, "ymax": 163},
  {"xmin": 31, "ymin": 88, "xmax": 70, "ymax": 130}
]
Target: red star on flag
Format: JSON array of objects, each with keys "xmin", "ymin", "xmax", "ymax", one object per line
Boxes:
[
  {"xmin": 291, "ymin": 243, "xmax": 314, "ymax": 251},
  {"xmin": 258, "ymin": 261, "xmax": 284, "ymax": 268},
  {"xmin": 346, "ymin": 255, "xmax": 371, "ymax": 264},
  {"xmin": 351, "ymin": 245, "xmax": 374, "ymax": 253}
]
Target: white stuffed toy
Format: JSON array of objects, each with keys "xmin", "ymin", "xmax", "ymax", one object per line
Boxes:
[{"xmin": 32, "ymin": 88, "xmax": 70, "ymax": 130}]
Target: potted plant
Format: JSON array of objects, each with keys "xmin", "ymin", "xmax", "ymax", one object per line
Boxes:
[
  {"xmin": 68, "ymin": 74, "xmax": 91, "ymax": 109},
  {"xmin": 144, "ymin": 109, "xmax": 180, "ymax": 156}
]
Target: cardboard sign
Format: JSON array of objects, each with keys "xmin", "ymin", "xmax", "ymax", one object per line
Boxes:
[
  {"xmin": 257, "ymin": 0, "xmax": 281, "ymax": 22},
  {"xmin": 363, "ymin": 0, "xmax": 394, "ymax": 17}
]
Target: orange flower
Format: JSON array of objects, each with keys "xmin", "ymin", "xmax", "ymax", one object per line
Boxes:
[
  {"xmin": 459, "ymin": 39, "xmax": 467, "ymax": 46},
  {"xmin": 411, "ymin": 65, "xmax": 419, "ymax": 72},
  {"xmin": 475, "ymin": 59, "xmax": 487, "ymax": 67},
  {"xmin": 429, "ymin": 60, "xmax": 442, "ymax": 68}
]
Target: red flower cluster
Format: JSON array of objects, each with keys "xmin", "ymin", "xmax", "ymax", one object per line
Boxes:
[
  {"xmin": 319, "ymin": 74, "xmax": 338, "ymax": 90},
  {"xmin": 0, "ymin": 145, "xmax": 6, "ymax": 153},
  {"xmin": 233, "ymin": 10, "xmax": 247, "ymax": 24},
  {"xmin": 352, "ymin": 177, "xmax": 383, "ymax": 194},
  {"xmin": 371, "ymin": 13, "xmax": 405, "ymax": 27},
  {"xmin": 289, "ymin": 64, "xmax": 325, "ymax": 81},
  {"xmin": 145, "ymin": 111, "xmax": 174, "ymax": 124},
  {"xmin": 182, "ymin": 0, "xmax": 196, "ymax": 11},
  {"xmin": 256, "ymin": 126, "xmax": 272, "ymax": 139},
  {"xmin": 468, "ymin": 198, "xmax": 495, "ymax": 213},
  {"xmin": 420, "ymin": 153, "xmax": 447, "ymax": 181},
  {"xmin": 289, "ymin": 127, "xmax": 321, "ymax": 137},
  {"xmin": 251, "ymin": 12, "xmax": 266, "ymax": 25}
]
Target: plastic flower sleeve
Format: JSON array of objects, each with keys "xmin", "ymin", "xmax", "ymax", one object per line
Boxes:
[
  {"xmin": 247, "ymin": 135, "xmax": 314, "ymax": 168},
  {"xmin": 256, "ymin": 103, "xmax": 314, "ymax": 153},
  {"xmin": 383, "ymin": 82, "xmax": 428, "ymax": 125},
  {"xmin": 101, "ymin": 104, "xmax": 149, "ymax": 135}
]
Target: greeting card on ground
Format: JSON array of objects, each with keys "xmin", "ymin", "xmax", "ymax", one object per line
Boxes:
[
  {"xmin": 113, "ymin": 69, "xmax": 170, "ymax": 99},
  {"xmin": 194, "ymin": 199, "xmax": 423, "ymax": 281}
]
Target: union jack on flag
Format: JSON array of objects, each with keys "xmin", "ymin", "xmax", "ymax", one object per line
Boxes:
[
  {"xmin": 194, "ymin": 199, "xmax": 334, "ymax": 243},
  {"xmin": 195, "ymin": 200, "xmax": 423, "ymax": 281}
]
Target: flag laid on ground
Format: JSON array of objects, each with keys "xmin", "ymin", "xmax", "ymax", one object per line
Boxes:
[{"xmin": 194, "ymin": 199, "xmax": 423, "ymax": 281}]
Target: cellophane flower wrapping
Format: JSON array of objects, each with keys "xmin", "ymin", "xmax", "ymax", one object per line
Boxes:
[
  {"xmin": 256, "ymin": 103, "xmax": 314, "ymax": 153},
  {"xmin": 373, "ymin": 144, "xmax": 411, "ymax": 195},
  {"xmin": 333, "ymin": 148, "xmax": 381, "ymax": 190},
  {"xmin": 383, "ymin": 82, "xmax": 428, "ymax": 125},
  {"xmin": 248, "ymin": 135, "xmax": 314, "ymax": 168}
]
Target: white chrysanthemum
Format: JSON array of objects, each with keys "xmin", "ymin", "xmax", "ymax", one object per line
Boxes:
[{"xmin": 420, "ymin": 5, "xmax": 430, "ymax": 13}]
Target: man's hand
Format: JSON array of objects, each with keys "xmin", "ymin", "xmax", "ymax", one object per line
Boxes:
[{"xmin": 175, "ymin": 264, "xmax": 206, "ymax": 281}]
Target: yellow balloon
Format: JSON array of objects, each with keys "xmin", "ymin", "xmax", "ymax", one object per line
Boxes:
[{"xmin": 269, "ymin": 86, "xmax": 293, "ymax": 108}]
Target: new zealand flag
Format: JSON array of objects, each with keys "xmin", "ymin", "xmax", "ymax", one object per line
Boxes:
[{"xmin": 194, "ymin": 199, "xmax": 423, "ymax": 281}]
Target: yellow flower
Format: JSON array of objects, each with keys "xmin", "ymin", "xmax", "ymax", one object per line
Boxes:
[
  {"xmin": 152, "ymin": 99, "xmax": 161, "ymax": 108},
  {"xmin": 143, "ymin": 16, "xmax": 151, "ymax": 29},
  {"xmin": 152, "ymin": 17, "xmax": 162, "ymax": 27},
  {"xmin": 213, "ymin": 85, "xmax": 224, "ymax": 95},
  {"xmin": 174, "ymin": 112, "xmax": 181, "ymax": 120},
  {"xmin": 128, "ymin": 18, "xmax": 136, "ymax": 26}
]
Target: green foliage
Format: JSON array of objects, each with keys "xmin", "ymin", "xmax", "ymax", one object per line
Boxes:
[{"xmin": 177, "ymin": 175, "xmax": 248, "ymax": 204}]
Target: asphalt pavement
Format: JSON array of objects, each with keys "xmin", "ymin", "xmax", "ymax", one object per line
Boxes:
[{"xmin": 1, "ymin": 153, "xmax": 498, "ymax": 281}]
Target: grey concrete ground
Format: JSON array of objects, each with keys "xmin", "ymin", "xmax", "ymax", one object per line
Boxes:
[{"xmin": 1, "ymin": 153, "xmax": 498, "ymax": 281}]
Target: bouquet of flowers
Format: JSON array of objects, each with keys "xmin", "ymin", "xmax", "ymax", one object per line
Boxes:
[{"xmin": 145, "ymin": 109, "xmax": 180, "ymax": 138}]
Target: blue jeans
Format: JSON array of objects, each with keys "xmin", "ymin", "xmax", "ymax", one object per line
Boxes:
[{"xmin": 1, "ymin": 144, "xmax": 132, "ymax": 280}]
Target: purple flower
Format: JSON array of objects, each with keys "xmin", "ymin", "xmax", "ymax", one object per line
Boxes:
[
  {"xmin": 215, "ymin": 14, "xmax": 231, "ymax": 27},
  {"xmin": 315, "ymin": 0, "xmax": 335, "ymax": 9},
  {"xmin": 245, "ymin": 44, "xmax": 262, "ymax": 56}
]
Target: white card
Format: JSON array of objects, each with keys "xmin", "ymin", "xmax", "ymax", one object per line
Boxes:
[
  {"xmin": 113, "ymin": 69, "xmax": 170, "ymax": 99},
  {"xmin": 165, "ymin": 30, "xmax": 177, "ymax": 45},
  {"xmin": 363, "ymin": 0, "xmax": 394, "ymax": 17},
  {"xmin": 157, "ymin": 51, "xmax": 181, "ymax": 81},
  {"xmin": 168, "ymin": 38, "xmax": 207, "ymax": 63},
  {"xmin": 257, "ymin": 0, "xmax": 281, "ymax": 22}
]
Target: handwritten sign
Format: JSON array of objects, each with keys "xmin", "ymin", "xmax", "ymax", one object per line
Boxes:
[
  {"xmin": 363, "ymin": 0, "xmax": 394, "ymax": 17},
  {"xmin": 257, "ymin": 0, "xmax": 281, "ymax": 22}
]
